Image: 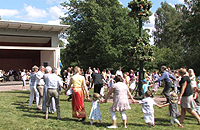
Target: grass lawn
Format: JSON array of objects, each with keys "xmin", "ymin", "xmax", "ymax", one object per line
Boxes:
[{"xmin": 0, "ymin": 88, "xmax": 199, "ymax": 130}]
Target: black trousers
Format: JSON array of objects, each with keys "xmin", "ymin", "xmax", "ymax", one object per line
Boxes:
[
  {"xmin": 94, "ymin": 84, "xmax": 103, "ymax": 94},
  {"xmin": 163, "ymin": 81, "xmax": 172, "ymax": 103}
]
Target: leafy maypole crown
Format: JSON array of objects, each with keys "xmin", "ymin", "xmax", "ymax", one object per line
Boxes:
[
  {"xmin": 128, "ymin": 0, "xmax": 153, "ymax": 17},
  {"xmin": 128, "ymin": 36, "xmax": 154, "ymax": 62}
]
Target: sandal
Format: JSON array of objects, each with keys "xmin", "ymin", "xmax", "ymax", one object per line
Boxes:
[
  {"xmin": 178, "ymin": 124, "xmax": 183, "ymax": 127},
  {"xmin": 198, "ymin": 120, "xmax": 200, "ymax": 125}
]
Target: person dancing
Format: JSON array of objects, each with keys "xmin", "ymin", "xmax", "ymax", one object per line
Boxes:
[
  {"xmin": 66, "ymin": 66, "xmax": 89, "ymax": 121},
  {"xmin": 155, "ymin": 66, "xmax": 176, "ymax": 103}
]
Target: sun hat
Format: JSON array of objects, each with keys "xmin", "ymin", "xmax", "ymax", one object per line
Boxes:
[{"xmin": 141, "ymin": 79, "xmax": 147, "ymax": 83}]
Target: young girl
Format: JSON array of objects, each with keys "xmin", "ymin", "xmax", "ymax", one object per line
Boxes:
[
  {"xmin": 129, "ymin": 76, "xmax": 137, "ymax": 94},
  {"xmin": 107, "ymin": 75, "xmax": 115, "ymax": 92},
  {"xmin": 89, "ymin": 93, "xmax": 103, "ymax": 125},
  {"xmin": 124, "ymin": 72, "xmax": 130, "ymax": 87},
  {"xmin": 197, "ymin": 80, "xmax": 200, "ymax": 89},
  {"xmin": 152, "ymin": 71, "xmax": 159, "ymax": 94},
  {"xmin": 173, "ymin": 71, "xmax": 181, "ymax": 94},
  {"xmin": 65, "ymin": 68, "xmax": 73, "ymax": 102},
  {"xmin": 193, "ymin": 87, "xmax": 200, "ymax": 115},
  {"xmin": 159, "ymin": 92, "xmax": 183, "ymax": 127}
]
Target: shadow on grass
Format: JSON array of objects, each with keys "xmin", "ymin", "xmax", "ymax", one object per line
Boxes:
[
  {"xmin": 23, "ymin": 114, "xmax": 46, "ymax": 119},
  {"xmin": 154, "ymin": 118, "xmax": 171, "ymax": 126},
  {"xmin": 1, "ymin": 90, "xmax": 30, "ymax": 94},
  {"xmin": 128, "ymin": 123, "xmax": 146, "ymax": 127},
  {"xmin": 60, "ymin": 99, "xmax": 68, "ymax": 102},
  {"xmin": 57, "ymin": 117, "xmax": 110, "ymax": 127},
  {"xmin": 12, "ymin": 101, "xmax": 43, "ymax": 114},
  {"xmin": 87, "ymin": 122, "xmax": 109, "ymax": 127},
  {"xmin": 155, "ymin": 117, "xmax": 169, "ymax": 122},
  {"xmin": 17, "ymin": 95, "xmax": 29, "ymax": 98}
]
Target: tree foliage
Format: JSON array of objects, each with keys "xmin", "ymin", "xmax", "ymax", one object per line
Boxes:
[
  {"xmin": 60, "ymin": 0, "xmax": 139, "ymax": 71},
  {"xmin": 153, "ymin": 0, "xmax": 200, "ymax": 75}
]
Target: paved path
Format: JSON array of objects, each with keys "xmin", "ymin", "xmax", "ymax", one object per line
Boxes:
[
  {"xmin": 0, "ymin": 85, "xmax": 30, "ymax": 91},
  {"xmin": 0, "ymin": 84, "xmax": 166, "ymax": 104}
]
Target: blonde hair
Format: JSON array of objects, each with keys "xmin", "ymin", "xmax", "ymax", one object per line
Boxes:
[
  {"xmin": 178, "ymin": 68, "xmax": 187, "ymax": 76},
  {"xmin": 170, "ymin": 92, "xmax": 178, "ymax": 98},
  {"xmin": 74, "ymin": 66, "xmax": 80, "ymax": 73},
  {"xmin": 193, "ymin": 87, "xmax": 200, "ymax": 93},
  {"xmin": 188, "ymin": 69, "xmax": 195, "ymax": 76},
  {"xmin": 170, "ymin": 92, "xmax": 178, "ymax": 103},
  {"xmin": 32, "ymin": 65, "xmax": 38, "ymax": 72},
  {"xmin": 93, "ymin": 93, "xmax": 100, "ymax": 101}
]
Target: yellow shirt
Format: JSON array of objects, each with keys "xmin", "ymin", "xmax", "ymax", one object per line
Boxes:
[
  {"xmin": 72, "ymin": 74, "xmax": 83, "ymax": 91},
  {"xmin": 102, "ymin": 71, "xmax": 107, "ymax": 79}
]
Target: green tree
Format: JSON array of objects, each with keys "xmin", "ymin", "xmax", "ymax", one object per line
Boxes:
[
  {"xmin": 181, "ymin": 0, "xmax": 200, "ymax": 75},
  {"xmin": 153, "ymin": 2, "xmax": 185, "ymax": 69},
  {"xmin": 60, "ymin": 0, "xmax": 138, "ymax": 71},
  {"xmin": 59, "ymin": 40, "xmax": 65, "ymax": 47}
]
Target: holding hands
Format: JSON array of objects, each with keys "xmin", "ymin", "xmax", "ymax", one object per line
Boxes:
[
  {"xmin": 100, "ymin": 98, "xmax": 107, "ymax": 103},
  {"xmin": 132, "ymin": 99, "xmax": 138, "ymax": 104}
]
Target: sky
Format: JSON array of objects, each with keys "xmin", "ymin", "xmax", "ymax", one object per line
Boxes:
[{"xmin": 0, "ymin": 0, "xmax": 185, "ymax": 43}]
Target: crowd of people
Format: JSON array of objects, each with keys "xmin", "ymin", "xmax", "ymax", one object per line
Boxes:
[
  {"xmin": 0, "ymin": 68, "xmax": 32, "ymax": 83},
  {"xmin": 16, "ymin": 65, "xmax": 200, "ymax": 128}
]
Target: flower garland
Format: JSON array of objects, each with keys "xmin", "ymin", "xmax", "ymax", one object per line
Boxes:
[{"xmin": 128, "ymin": 0, "xmax": 153, "ymax": 17}]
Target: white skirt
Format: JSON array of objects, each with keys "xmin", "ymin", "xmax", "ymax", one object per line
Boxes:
[
  {"xmin": 129, "ymin": 81, "xmax": 136, "ymax": 90},
  {"xmin": 67, "ymin": 87, "xmax": 73, "ymax": 95},
  {"xmin": 144, "ymin": 113, "xmax": 154, "ymax": 124}
]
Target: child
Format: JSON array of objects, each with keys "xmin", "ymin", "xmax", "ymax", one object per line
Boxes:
[
  {"xmin": 193, "ymin": 87, "xmax": 200, "ymax": 115},
  {"xmin": 159, "ymin": 92, "xmax": 183, "ymax": 127},
  {"xmin": 173, "ymin": 71, "xmax": 181, "ymax": 94},
  {"xmin": 124, "ymin": 72, "xmax": 130, "ymax": 87},
  {"xmin": 89, "ymin": 93, "xmax": 103, "ymax": 125},
  {"xmin": 129, "ymin": 76, "xmax": 137, "ymax": 94},
  {"xmin": 141, "ymin": 79, "xmax": 153, "ymax": 96},
  {"xmin": 65, "ymin": 71, "xmax": 72, "ymax": 102},
  {"xmin": 133, "ymin": 91, "xmax": 160, "ymax": 127},
  {"xmin": 107, "ymin": 75, "xmax": 115, "ymax": 92},
  {"xmin": 197, "ymin": 80, "xmax": 200, "ymax": 89}
]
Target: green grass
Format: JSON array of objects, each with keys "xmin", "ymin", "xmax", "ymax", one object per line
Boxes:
[{"xmin": 0, "ymin": 88, "xmax": 199, "ymax": 130}]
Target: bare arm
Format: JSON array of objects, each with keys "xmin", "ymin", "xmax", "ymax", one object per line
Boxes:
[
  {"xmin": 132, "ymin": 100, "xmax": 139, "ymax": 103},
  {"xmin": 155, "ymin": 104, "xmax": 162, "ymax": 108},
  {"xmin": 103, "ymin": 87, "xmax": 114, "ymax": 103},
  {"xmin": 178, "ymin": 81, "xmax": 187, "ymax": 103},
  {"xmin": 149, "ymin": 84, "xmax": 154, "ymax": 87},
  {"xmin": 190, "ymin": 75, "xmax": 195, "ymax": 80},
  {"xmin": 65, "ymin": 78, "xmax": 72, "ymax": 92},
  {"xmin": 127, "ymin": 88, "xmax": 134, "ymax": 102},
  {"xmin": 159, "ymin": 103, "xmax": 170, "ymax": 108},
  {"xmin": 82, "ymin": 77, "xmax": 89, "ymax": 99},
  {"xmin": 193, "ymin": 93, "xmax": 197, "ymax": 100}
]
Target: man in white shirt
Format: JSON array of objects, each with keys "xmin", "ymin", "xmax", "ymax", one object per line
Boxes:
[
  {"xmin": 45, "ymin": 67, "xmax": 64, "ymax": 120},
  {"xmin": 115, "ymin": 67, "xmax": 123, "ymax": 78},
  {"xmin": 36, "ymin": 66, "xmax": 45, "ymax": 110}
]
